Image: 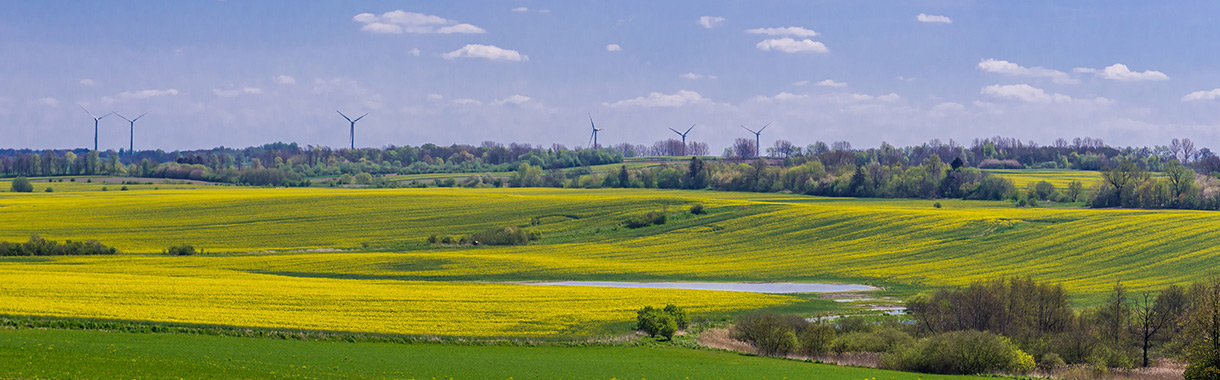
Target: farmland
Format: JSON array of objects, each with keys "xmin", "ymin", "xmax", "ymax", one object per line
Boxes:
[{"xmin": 0, "ymin": 328, "xmax": 989, "ymax": 380}]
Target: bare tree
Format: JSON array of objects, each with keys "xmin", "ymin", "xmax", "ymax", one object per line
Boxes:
[
  {"xmin": 732, "ymin": 138, "xmax": 757, "ymax": 160},
  {"xmin": 1133, "ymin": 286, "xmax": 1188, "ymax": 367},
  {"xmin": 1183, "ymin": 138, "xmax": 1197, "ymax": 163},
  {"xmin": 1171, "ymin": 138, "xmax": 1184, "ymax": 162},
  {"xmin": 771, "ymin": 140, "xmax": 796, "ymax": 158},
  {"xmin": 1054, "ymin": 138, "xmax": 1069, "ymax": 149},
  {"xmin": 831, "ymin": 141, "xmax": 853, "ymax": 152},
  {"xmin": 686, "ymin": 141, "xmax": 709, "ymax": 156}
]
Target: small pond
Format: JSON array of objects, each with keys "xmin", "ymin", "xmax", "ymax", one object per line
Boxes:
[{"xmin": 523, "ymin": 281, "xmax": 874, "ymax": 294}]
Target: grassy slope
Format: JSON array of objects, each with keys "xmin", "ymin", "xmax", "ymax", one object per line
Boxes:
[{"xmin": 0, "ymin": 328, "xmax": 986, "ymax": 380}]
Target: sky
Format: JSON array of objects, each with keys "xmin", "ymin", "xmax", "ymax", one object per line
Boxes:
[{"xmin": 2, "ymin": 0, "xmax": 1220, "ymax": 152}]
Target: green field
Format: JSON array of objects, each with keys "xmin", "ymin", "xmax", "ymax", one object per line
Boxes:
[{"xmin": 0, "ymin": 328, "xmax": 987, "ymax": 380}]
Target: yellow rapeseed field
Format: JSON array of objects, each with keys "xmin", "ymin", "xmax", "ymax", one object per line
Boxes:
[{"xmin": 3, "ymin": 185, "xmax": 1220, "ymax": 336}]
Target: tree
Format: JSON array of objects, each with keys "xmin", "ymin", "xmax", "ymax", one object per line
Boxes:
[
  {"xmin": 732, "ymin": 138, "xmax": 756, "ymax": 160},
  {"xmin": 684, "ymin": 156, "xmax": 707, "ymax": 189},
  {"xmin": 10, "ymin": 177, "xmax": 33, "ymax": 192},
  {"xmin": 1101, "ymin": 160, "xmax": 1149, "ymax": 206},
  {"xmin": 1185, "ymin": 278, "xmax": 1220, "ymax": 380},
  {"xmin": 1067, "ymin": 180, "xmax": 1084, "ymax": 202},
  {"xmin": 1133, "ymin": 286, "xmax": 1188, "ymax": 367},
  {"xmin": 1098, "ymin": 281, "xmax": 1130, "ymax": 346},
  {"xmin": 1165, "ymin": 163, "xmax": 1197, "ymax": 200}
]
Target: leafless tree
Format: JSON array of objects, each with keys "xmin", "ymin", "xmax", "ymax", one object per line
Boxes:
[
  {"xmin": 732, "ymin": 138, "xmax": 757, "ymax": 159},
  {"xmin": 686, "ymin": 141, "xmax": 709, "ymax": 156}
]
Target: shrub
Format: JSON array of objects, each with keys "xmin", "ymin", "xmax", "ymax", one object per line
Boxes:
[
  {"xmin": 797, "ymin": 321, "xmax": 836, "ymax": 355},
  {"xmin": 0, "ymin": 236, "xmax": 118, "ymax": 256},
  {"xmin": 101, "ymin": 187, "xmax": 107, "ymax": 191},
  {"xmin": 469, "ymin": 226, "xmax": 540, "ymax": 246},
  {"xmin": 1186, "ymin": 362, "xmax": 1220, "ymax": 380},
  {"xmin": 120, "ymin": 186, "xmax": 129, "ymax": 191},
  {"xmin": 933, "ymin": 202, "xmax": 942, "ymax": 208},
  {"xmin": 732, "ymin": 312, "xmax": 812, "ymax": 356},
  {"xmin": 880, "ymin": 330, "xmax": 1035, "ymax": 375},
  {"xmin": 831, "ymin": 328, "xmax": 914, "ymax": 353},
  {"xmin": 636, "ymin": 305, "xmax": 688, "ymax": 340},
  {"xmin": 44, "ymin": 187, "xmax": 53, "ymax": 193},
  {"xmin": 689, "ymin": 203, "xmax": 706, "ymax": 215},
  {"xmin": 10, "ymin": 177, "xmax": 33, "ymax": 192},
  {"xmin": 624, "ymin": 211, "xmax": 667, "ymax": 229},
  {"xmin": 1040, "ymin": 352, "xmax": 1066, "ymax": 368},
  {"xmin": 353, "ymin": 172, "xmax": 374, "ymax": 185},
  {"xmin": 165, "ymin": 245, "xmax": 197, "ymax": 256}
]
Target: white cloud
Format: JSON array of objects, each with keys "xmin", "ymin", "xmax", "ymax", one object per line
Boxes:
[
  {"xmin": 495, "ymin": 94, "xmax": 532, "ymax": 105},
  {"xmin": 977, "ymin": 59, "xmax": 1078, "ymax": 84},
  {"xmin": 512, "ymin": 7, "xmax": 529, "ymax": 12},
  {"xmin": 606, "ymin": 44, "xmax": 622, "ymax": 52},
  {"xmin": 79, "ymin": 79, "xmax": 95, "ymax": 86},
  {"xmin": 539, "ymin": 9, "xmax": 550, "ymax": 14},
  {"xmin": 817, "ymin": 79, "xmax": 847, "ymax": 87},
  {"xmin": 755, "ymin": 38, "xmax": 828, "ymax": 53},
  {"xmin": 792, "ymin": 80, "xmax": 810, "ymax": 86},
  {"xmin": 36, "ymin": 97, "xmax": 58, "ymax": 107},
  {"xmin": 436, "ymin": 23, "xmax": 487, "ymax": 34},
  {"xmin": 916, "ymin": 13, "xmax": 952, "ymax": 24},
  {"xmin": 850, "ymin": 94, "xmax": 874, "ymax": 101},
  {"xmin": 753, "ymin": 92, "xmax": 808, "ymax": 102},
  {"xmin": 1074, "ymin": 63, "xmax": 1169, "ymax": 81},
  {"xmin": 1182, "ymin": 89, "xmax": 1220, "ymax": 102},
  {"xmin": 931, "ymin": 102, "xmax": 965, "ymax": 113},
  {"xmin": 273, "ymin": 75, "xmax": 296, "ymax": 85},
  {"xmin": 981, "ymin": 84, "xmax": 1072, "ymax": 103},
  {"xmin": 213, "ymin": 87, "xmax": 261, "ymax": 97},
  {"xmin": 452, "ymin": 98, "xmax": 482, "ymax": 105},
  {"xmin": 603, "ymin": 90, "xmax": 710, "ymax": 107},
  {"xmin": 353, "ymin": 10, "xmax": 486, "ymax": 35},
  {"xmin": 409, "ymin": 48, "xmax": 421, "ymax": 56},
  {"xmin": 427, "ymin": 93, "xmax": 444, "ymax": 101},
  {"xmin": 680, "ymin": 73, "xmax": 717, "ymax": 80},
  {"xmin": 699, "ymin": 16, "xmax": 725, "ymax": 29},
  {"xmin": 745, "ymin": 26, "xmax": 818, "ymax": 37},
  {"xmin": 442, "ymin": 44, "xmax": 529, "ymax": 62},
  {"xmin": 877, "ymin": 93, "xmax": 901, "ymax": 102},
  {"xmin": 120, "ymin": 89, "xmax": 179, "ymax": 99}
]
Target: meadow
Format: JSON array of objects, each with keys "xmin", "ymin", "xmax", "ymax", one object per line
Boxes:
[{"xmin": 0, "ymin": 328, "xmax": 989, "ymax": 380}]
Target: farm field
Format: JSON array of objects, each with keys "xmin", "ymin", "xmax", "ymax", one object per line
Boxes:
[
  {"xmin": 0, "ymin": 328, "xmax": 988, "ymax": 380},
  {"xmin": 984, "ymin": 169, "xmax": 1103, "ymax": 189}
]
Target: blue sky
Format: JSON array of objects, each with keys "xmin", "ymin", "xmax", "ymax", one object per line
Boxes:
[{"xmin": 3, "ymin": 1, "xmax": 1220, "ymax": 151}]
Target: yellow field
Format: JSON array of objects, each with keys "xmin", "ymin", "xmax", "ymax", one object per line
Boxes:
[
  {"xmin": 984, "ymin": 169, "xmax": 1104, "ymax": 189},
  {"xmin": 2, "ymin": 186, "xmax": 1220, "ymax": 336}
]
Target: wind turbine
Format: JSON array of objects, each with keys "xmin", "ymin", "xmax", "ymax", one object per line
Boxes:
[
  {"xmin": 114, "ymin": 112, "xmax": 148, "ymax": 156},
  {"xmin": 740, "ymin": 123, "xmax": 770, "ymax": 158},
  {"xmin": 668, "ymin": 124, "xmax": 695, "ymax": 156},
  {"xmin": 588, "ymin": 114, "xmax": 603, "ymax": 149},
  {"xmin": 80, "ymin": 105, "xmax": 112, "ymax": 151},
  {"xmin": 336, "ymin": 111, "xmax": 367, "ymax": 149}
]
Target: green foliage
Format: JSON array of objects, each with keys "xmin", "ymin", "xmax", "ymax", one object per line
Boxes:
[
  {"xmin": 354, "ymin": 172, "xmax": 374, "ymax": 185},
  {"xmin": 0, "ymin": 235, "xmax": 118, "ymax": 256},
  {"xmin": 10, "ymin": 176, "xmax": 33, "ymax": 192},
  {"xmin": 165, "ymin": 245, "xmax": 197, "ymax": 256},
  {"xmin": 732, "ymin": 312, "xmax": 837, "ymax": 356},
  {"xmin": 624, "ymin": 211, "xmax": 667, "ymax": 229},
  {"xmin": 469, "ymin": 226, "xmax": 539, "ymax": 246},
  {"xmin": 830, "ymin": 328, "xmax": 914, "ymax": 353},
  {"xmin": 636, "ymin": 304, "xmax": 688, "ymax": 340},
  {"xmin": 689, "ymin": 203, "xmax": 706, "ymax": 215},
  {"xmin": 44, "ymin": 187, "xmax": 53, "ymax": 193},
  {"xmin": 881, "ymin": 330, "xmax": 1035, "ymax": 375}
]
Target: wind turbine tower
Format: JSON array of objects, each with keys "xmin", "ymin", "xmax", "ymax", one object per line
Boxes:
[
  {"xmin": 80, "ymin": 105, "xmax": 112, "ymax": 151},
  {"xmin": 668, "ymin": 124, "xmax": 695, "ymax": 156},
  {"xmin": 115, "ymin": 112, "xmax": 148, "ymax": 156},
  {"xmin": 588, "ymin": 114, "xmax": 603, "ymax": 149},
  {"xmin": 336, "ymin": 111, "xmax": 367, "ymax": 149},
  {"xmin": 740, "ymin": 123, "xmax": 770, "ymax": 158}
]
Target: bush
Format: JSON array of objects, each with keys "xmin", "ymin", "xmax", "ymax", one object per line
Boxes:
[
  {"xmin": 731, "ymin": 312, "xmax": 834, "ymax": 356},
  {"xmin": 1186, "ymin": 362, "xmax": 1220, "ymax": 380},
  {"xmin": 637, "ymin": 304, "xmax": 688, "ymax": 340},
  {"xmin": 797, "ymin": 321, "xmax": 836, "ymax": 355},
  {"xmin": 1040, "ymin": 352, "xmax": 1066, "ymax": 368},
  {"xmin": 689, "ymin": 203, "xmax": 706, "ymax": 215},
  {"xmin": 120, "ymin": 186, "xmax": 129, "ymax": 191},
  {"xmin": 165, "ymin": 245, "xmax": 197, "ymax": 256},
  {"xmin": 624, "ymin": 211, "xmax": 667, "ymax": 229},
  {"xmin": 831, "ymin": 328, "xmax": 914, "ymax": 353},
  {"xmin": 10, "ymin": 177, "xmax": 33, "ymax": 192},
  {"xmin": 881, "ymin": 330, "xmax": 1035, "ymax": 375},
  {"xmin": 469, "ymin": 226, "xmax": 540, "ymax": 246},
  {"xmin": 0, "ymin": 236, "xmax": 118, "ymax": 256},
  {"xmin": 933, "ymin": 202, "xmax": 942, "ymax": 208},
  {"xmin": 44, "ymin": 187, "xmax": 53, "ymax": 193}
]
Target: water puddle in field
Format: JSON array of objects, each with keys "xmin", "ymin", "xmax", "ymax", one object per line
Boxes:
[{"xmin": 522, "ymin": 281, "xmax": 875, "ymax": 294}]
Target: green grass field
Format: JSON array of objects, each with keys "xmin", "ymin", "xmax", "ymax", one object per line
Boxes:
[{"xmin": 0, "ymin": 328, "xmax": 987, "ymax": 380}]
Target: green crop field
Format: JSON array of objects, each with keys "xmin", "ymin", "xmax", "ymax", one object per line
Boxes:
[{"xmin": 0, "ymin": 329, "xmax": 986, "ymax": 380}]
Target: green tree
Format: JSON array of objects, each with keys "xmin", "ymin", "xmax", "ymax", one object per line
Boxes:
[
  {"xmin": 1101, "ymin": 160, "xmax": 1149, "ymax": 207},
  {"xmin": 1165, "ymin": 163, "xmax": 1197, "ymax": 200},
  {"xmin": 1185, "ymin": 278, "xmax": 1220, "ymax": 380},
  {"xmin": 10, "ymin": 177, "xmax": 33, "ymax": 192}
]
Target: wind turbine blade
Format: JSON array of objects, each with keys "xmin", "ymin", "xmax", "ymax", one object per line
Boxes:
[
  {"xmin": 79, "ymin": 105, "xmax": 98, "ymax": 119},
  {"xmin": 133, "ymin": 112, "xmax": 148, "ymax": 122},
  {"xmin": 669, "ymin": 128, "xmax": 681, "ymax": 135},
  {"xmin": 98, "ymin": 112, "xmax": 113, "ymax": 120},
  {"xmin": 336, "ymin": 110, "xmax": 353, "ymax": 122},
  {"xmin": 685, "ymin": 124, "xmax": 695, "ymax": 134},
  {"xmin": 588, "ymin": 114, "xmax": 596, "ymax": 130},
  {"xmin": 114, "ymin": 113, "xmax": 131, "ymax": 123},
  {"xmin": 740, "ymin": 125, "xmax": 756, "ymax": 134},
  {"xmin": 353, "ymin": 113, "xmax": 368, "ymax": 122},
  {"xmin": 759, "ymin": 124, "xmax": 768, "ymax": 133},
  {"xmin": 588, "ymin": 131, "xmax": 595, "ymax": 147}
]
